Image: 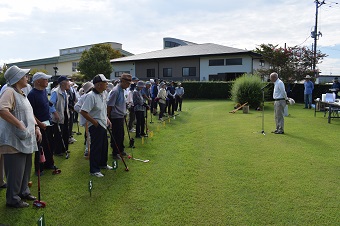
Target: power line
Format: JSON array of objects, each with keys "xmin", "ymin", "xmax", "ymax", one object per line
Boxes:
[{"xmin": 297, "ymin": 35, "xmax": 311, "ymax": 47}]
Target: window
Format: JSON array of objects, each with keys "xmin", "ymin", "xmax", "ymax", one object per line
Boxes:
[
  {"xmin": 72, "ymin": 62, "xmax": 79, "ymax": 72},
  {"xmin": 165, "ymin": 41, "xmax": 180, "ymax": 48},
  {"xmin": 226, "ymin": 58, "xmax": 242, "ymax": 66},
  {"xmin": 209, "ymin": 59, "xmax": 224, "ymax": 66},
  {"xmin": 260, "ymin": 60, "xmax": 265, "ymax": 67},
  {"xmin": 61, "ymin": 50, "xmax": 69, "ymax": 55},
  {"xmin": 69, "ymin": 48, "xmax": 77, "ymax": 54},
  {"xmin": 147, "ymin": 69, "xmax": 155, "ymax": 77},
  {"xmin": 78, "ymin": 47, "xmax": 86, "ymax": 53},
  {"xmin": 115, "ymin": 71, "xmax": 130, "ymax": 77},
  {"xmin": 182, "ymin": 67, "xmax": 196, "ymax": 77},
  {"xmin": 163, "ymin": 68, "xmax": 172, "ymax": 77}
]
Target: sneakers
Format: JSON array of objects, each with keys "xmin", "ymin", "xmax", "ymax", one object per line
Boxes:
[
  {"xmin": 271, "ymin": 129, "xmax": 284, "ymax": 134},
  {"xmin": 6, "ymin": 201, "xmax": 29, "ymax": 208},
  {"xmin": 121, "ymin": 151, "xmax": 128, "ymax": 156},
  {"xmin": 90, "ymin": 172, "xmax": 104, "ymax": 177},
  {"xmin": 101, "ymin": 165, "xmax": 113, "ymax": 170},
  {"xmin": 129, "ymin": 128, "xmax": 136, "ymax": 132},
  {"xmin": 69, "ymin": 137, "xmax": 77, "ymax": 144},
  {"xmin": 20, "ymin": 194, "xmax": 37, "ymax": 201}
]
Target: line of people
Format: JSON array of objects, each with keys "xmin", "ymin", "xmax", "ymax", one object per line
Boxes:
[{"xmin": 0, "ymin": 65, "xmax": 185, "ymax": 208}]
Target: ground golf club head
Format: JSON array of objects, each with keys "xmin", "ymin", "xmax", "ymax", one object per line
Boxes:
[
  {"xmin": 33, "ymin": 200, "xmax": 46, "ymax": 208},
  {"xmin": 52, "ymin": 168, "xmax": 61, "ymax": 175}
]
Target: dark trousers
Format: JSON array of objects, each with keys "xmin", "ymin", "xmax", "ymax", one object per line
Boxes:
[
  {"xmin": 68, "ymin": 110, "xmax": 74, "ymax": 137},
  {"xmin": 53, "ymin": 115, "xmax": 69, "ymax": 155},
  {"xmin": 4, "ymin": 153, "xmax": 32, "ymax": 205},
  {"xmin": 74, "ymin": 112, "xmax": 79, "ymax": 122},
  {"xmin": 168, "ymin": 98, "xmax": 175, "ymax": 115},
  {"xmin": 135, "ymin": 111, "xmax": 145, "ymax": 137},
  {"xmin": 89, "ymin": 125, "xmax": 108, "ymax": 173},
  {"xmin": 34, "ymin": 126, "xmax": 54, "ymax": 172},
  {"xmin": 175, "ymin": 95, "xmax": 183, "ymax": 111},
  {"xmin": 159, "ymin": 103, "xmax": 166, "ymax": 119},
  {"xmin": 151, "ymin": 98, "xmax": 157, "ymax": 114},
  {"xmin": 109, "ymin": 118, "xmax": 125, "ymax": 155}
]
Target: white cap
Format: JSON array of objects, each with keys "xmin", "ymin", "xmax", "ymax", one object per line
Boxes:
[{"xmin": 32, "ymin": 72, "xmax": 52, "ymax": 82}]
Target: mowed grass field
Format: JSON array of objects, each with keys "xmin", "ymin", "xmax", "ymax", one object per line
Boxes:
[{"xmin": 0, "ymin": 100, "xmax": 339, "ymax": 225}]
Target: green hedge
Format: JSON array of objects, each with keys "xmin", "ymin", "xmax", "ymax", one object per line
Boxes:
[
  {"xmin": 181, "ymin": 81, "xmax": 334, "ymax": 103},
  {"xmin": 181, "ymin": 82, "xmax": 233, "ymax": 99}
]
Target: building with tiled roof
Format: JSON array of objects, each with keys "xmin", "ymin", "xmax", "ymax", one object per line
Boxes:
[{"xmin": 110, "ymin": 38, "xmax": 268, "ymax": 81}]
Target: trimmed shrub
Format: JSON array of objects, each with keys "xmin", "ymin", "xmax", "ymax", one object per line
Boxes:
[
  {"xmin": 181, "ymin": 81, "xmax": 232, "ymax": 99},
  {"xmin": 231, "ymin": 74, "xmax": 263, "ymax": 108}
]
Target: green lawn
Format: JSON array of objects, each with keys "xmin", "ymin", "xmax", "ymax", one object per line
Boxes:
[{"xmin": 0, "ymin": 100, "xmax": 339, "ymax": 225}]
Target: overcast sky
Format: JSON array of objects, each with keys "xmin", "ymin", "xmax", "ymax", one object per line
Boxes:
[{"xmin": 1, "ymin": 0, "xmax": 340, "ymax": 75}]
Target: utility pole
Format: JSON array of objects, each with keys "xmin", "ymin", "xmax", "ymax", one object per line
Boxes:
[{"xmin": 312, "ymin": 0, "xmax": 326, "ymax": 77}]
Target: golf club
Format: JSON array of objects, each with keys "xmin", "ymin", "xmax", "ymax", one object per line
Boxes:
[
  {"xmin": 145, "ymin": 107, "xmax": 149, "ymax": 137},
  {"xmin": 76, "ymin": 121, "xmax": 82, "ymax": 135},
  {"xmin": 57, "ymin": 123, "xmax": 70, "ymax": 159},
  {"xmin": 150, "ymin": 109, "xmax": 153, "ymax": 124},
  {"xmin": 124, "ymin": 116, "xmax": 135, "ymax": 148},
  {"xmin": 52, "ymin": 166, "xmax": 61, "ymax": 175},
  {"xmin": 107, "ymin": 127, "xmax": 129, "ymax": 171},
  {"xmin": 33, "ymin": 145, "xmax": 46, "ymax": 208},
  {"xmin": 132, "ymin": 158, "xmax": 149, "ymax": 163}
]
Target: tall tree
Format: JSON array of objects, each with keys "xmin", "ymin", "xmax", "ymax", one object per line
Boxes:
[
  {"xmin": 255, "ymin": 44, "xmax": 327, "ymax": 82},
  {"xmin": 78, "ymin": 44, "xmax": 122, "ymax": 81}
]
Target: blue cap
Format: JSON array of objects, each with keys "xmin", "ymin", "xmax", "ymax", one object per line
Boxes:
[{"xmin": 58, "ymin": 76, "xmax": 69, "ymax": 84}]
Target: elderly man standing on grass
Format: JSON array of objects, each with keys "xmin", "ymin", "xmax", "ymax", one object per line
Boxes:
[
  {"xmin": 50, "ymin": 76, "xmax": 70, "ymax": 156},
  {"xmin": 270, "ymin": 72, "xmax": 288, "ymax": 135},
  {"xmin": 107, "ymin": 73, "xmax": 132, "ymax": 160},
  {"xmin": 28, "ymin": 72, "xmax": 58, "ymax": 176},
  {"xmin": 303, "ymin": 75, "xmax": 314, "ymax": 109},
  {"xmin": 80, "ymin": 74, "xmax": 113, "ymax": 178}
]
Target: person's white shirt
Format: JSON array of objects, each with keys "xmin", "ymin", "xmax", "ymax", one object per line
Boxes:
[{"xmin": 273, "ymin": 78, "xmax": 287, "ymax": 100}]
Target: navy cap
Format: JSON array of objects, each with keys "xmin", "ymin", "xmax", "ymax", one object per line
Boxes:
[{"xmin": 58, "ymin": 76, "xmax": 69, "ymax": 84}]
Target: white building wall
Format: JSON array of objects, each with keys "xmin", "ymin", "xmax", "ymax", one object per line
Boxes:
[
  {"xmin": 199, "ymin": 55, "xmax": 254, "ymax": 81},
  {"xmin": 57, "ymin": 62, "xmax": 73, "ymax": 76},
  {"xmin": 110, "ymin": 62, "xmax": 136, "ymax": 80},
  {"xmin": 252, "ymin": 58, "xmax": 270, "ymax": 71}
]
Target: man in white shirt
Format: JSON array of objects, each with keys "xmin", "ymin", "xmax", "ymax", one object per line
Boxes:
[
  {"xmin": 270, "ymin": 72, "xmax": 287, "ymax": 134},
  {"xmin": 80, "ymin": 74, "xmax": 113, "ymax": 177}
]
